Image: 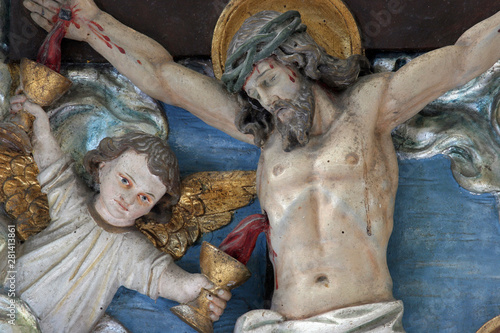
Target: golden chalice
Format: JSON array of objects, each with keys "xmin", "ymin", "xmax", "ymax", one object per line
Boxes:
[
  {"xmin": 1, "ymin": 59, "xmax": 72, "ymax": 153},
  {"xmin": 171, "ymin": 241, "xmax": 251, "ymax": 333},
  {"xmin": 20, "ymin": 58, "xmax": 72, "ymax": 107}
]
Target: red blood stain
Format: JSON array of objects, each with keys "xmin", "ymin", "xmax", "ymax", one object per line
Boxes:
[
  {"xmin": 37, "ymin": 4, "xmax": 88, "ymax": 72},
  {"xmin": 243, "ymin": 65, "xmax": 258, "ymax": 90},
  {"xmin": 37, "ymin": 21, "xmax": 66, "ymax": 72},
  {"xmin": 288, "ymin": 75, "xmax": 295, "ymax": 83},
  {"xmin": 219, "ymin": 214, "xmax": 268, "ymax": 265},
  {"xmin": 291, "ymin": 70, "xmax": 296, "ymax": 77},
  {"xmin": 218, "ymin": 213, "xmax": 278, "ymax": 289},
  {"xmin": 87, "ymin": 23, "xmax": 125, "ymax": 54},
  {"xmin": 270, "ymin": 64, "xmax": 274, "ymax": 69},
  {"xmin": 90, "ymin": 26, "xmax": 112, "ymax": 48},
  {"xmin": 90, "ymin": 21, "xmax": 104, "ymax": 31},
  {"xmin": 38, "ymin": 5, "xmax": 77, "ymax": 73},
  {"xmin": 137, "ymin": 60, "xmax": 142, "ymax": 65},
  {"xmin": 266, "ymin": 228, "xmax": 278, "ymax": 289}
]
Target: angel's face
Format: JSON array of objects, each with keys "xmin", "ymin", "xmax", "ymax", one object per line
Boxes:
[{"xmin": 95, "ymin": 150, "xmax": 167, "ymax": 227}]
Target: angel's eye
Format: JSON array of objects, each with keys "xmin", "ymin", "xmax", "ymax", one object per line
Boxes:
[
  {"xmin": 138, "ymin": 194, "xmax": 151, "ymax": 204},
  {"xmin": 119, "ymin": 175, "xmax": 130, "ymax": 186}
]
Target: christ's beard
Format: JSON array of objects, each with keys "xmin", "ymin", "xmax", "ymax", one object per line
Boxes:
[{"xmin": 271, "ymin": 82, "xmax": 315, "ymax": 152}]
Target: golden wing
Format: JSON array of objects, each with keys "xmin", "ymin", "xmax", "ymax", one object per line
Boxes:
[
  {"xmin": 136, "ymin": 170, "xmax": 257, "ymax": 260},
  {"xmin": 0, "ymin": 115, "xmax": 50, "ymax": 241}
]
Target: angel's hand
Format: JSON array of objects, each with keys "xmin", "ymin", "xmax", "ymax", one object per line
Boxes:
[
  {"xmin": 9, "ymin": 94, "xmax": 61, "ymax": 169},
  {"xmin": 207, "ymin": 288, "xmax": 231, "ymax": 322},
  {"xmin": 181, "ymin": 274, "xmax": 232, "ymax": 321},
  {"xmin": 23, "ymin": 0, "xmax": 100, "ymax": 42},
  {"xmin": 10, "ymin": 95, "xmax": 47, "ymax": 121}
]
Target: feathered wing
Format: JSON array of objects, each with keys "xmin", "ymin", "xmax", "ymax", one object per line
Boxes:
[
  {"xmin": 136, "ymin": 170, "xmax": 257, "ymax": 260},
  {"xmin": 0, "ymin": 115, "xmax": 50, "ymax": 241}
]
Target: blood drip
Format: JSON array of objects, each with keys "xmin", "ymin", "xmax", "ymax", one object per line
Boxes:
[
  {"xmin": 219, "ymin": 214, "xmax": 270, "ymax": 265},
  {"xmin": 36, "ymin": 10, "xmax": 71, "ymax": 73},
  {"xmin": 219, "ymin": 213, "xmax": 279, "ymax": 288}
]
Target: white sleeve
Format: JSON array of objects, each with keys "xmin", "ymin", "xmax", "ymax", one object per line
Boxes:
[
  {"xmin": 37, "ymin": 156, "xmax": 89, "ymax": 222},
  {"xmin": 119, "ymin": 232, "xmax": 173, "ymax": 300}
]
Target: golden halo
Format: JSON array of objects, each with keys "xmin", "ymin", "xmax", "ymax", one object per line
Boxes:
[
  {"xmin": 477, "ymin": 315, "xmax": 500, "ymax": 333},
  {"xmin": 211, "ymin": 0, "xmax": 363, "ymax": 79}
]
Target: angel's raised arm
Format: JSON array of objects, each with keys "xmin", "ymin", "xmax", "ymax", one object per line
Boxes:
[{"xmin": 9, "ymin": 95, "xmax": 63, "ymax": 170}]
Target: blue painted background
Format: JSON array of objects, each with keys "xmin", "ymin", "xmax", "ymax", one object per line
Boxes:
[
  {"xmin": 390, "ymin": 156, "xmax": 500, "ymax": 332},
  {"xmin": 106, "ymin": 103, "xmax": 500, "ymax": 332}
]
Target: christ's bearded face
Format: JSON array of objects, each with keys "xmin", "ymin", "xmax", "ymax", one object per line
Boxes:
[{"xmin": 243, "ymin": 58, "xmax": 314, "ymax": 152}]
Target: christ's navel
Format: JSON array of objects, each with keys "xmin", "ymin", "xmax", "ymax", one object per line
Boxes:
[{"xmin": 315, "ymin": 274, "xmax": 330, "ymax": 287}]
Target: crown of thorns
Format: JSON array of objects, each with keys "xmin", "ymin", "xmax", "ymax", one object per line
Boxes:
[{"xmin": 221, "ymin": 10, "xmax": 305, "ymax": 93}]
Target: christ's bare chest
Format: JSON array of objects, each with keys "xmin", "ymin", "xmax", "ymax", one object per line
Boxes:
[
  {"xmin": 256, "ymin": 106, "xmax": 397, "ymax": 250},
  {"xmin": 257, "ymin": 114, "xmax": 369, "ymax": 200}
]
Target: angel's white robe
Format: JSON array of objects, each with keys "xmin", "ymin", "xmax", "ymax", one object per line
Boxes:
[{"xmin": 14, "ymin": 157, "xmax": 171, "ymax": 332}]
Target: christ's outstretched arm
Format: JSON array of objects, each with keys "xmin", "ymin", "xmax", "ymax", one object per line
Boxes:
[
  {"xmin": 378, "ymin": 11, "xmax": 500, "ymax": 130},
  {"xmin": 24, "ymin": 0, "xmax": 254, "ymax": 143}
]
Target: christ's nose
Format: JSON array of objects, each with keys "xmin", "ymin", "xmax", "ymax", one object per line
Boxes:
[{"xmin": 258, "ymin": 90, "xmax": 276, "ymax": 110}]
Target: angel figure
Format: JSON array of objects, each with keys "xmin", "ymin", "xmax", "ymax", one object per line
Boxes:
[{"xmin": 2, "ymin": 94, "xmax": 231, "ymax": 333}]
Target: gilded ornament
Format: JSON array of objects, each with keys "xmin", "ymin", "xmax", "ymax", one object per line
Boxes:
[
  {"xmin": 0, "ymin": 149, "xmax": 49, "ymax": 240},
  {"xmin": 20, "ymin": 58, "xmax": 72, "ymax": 106}
]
